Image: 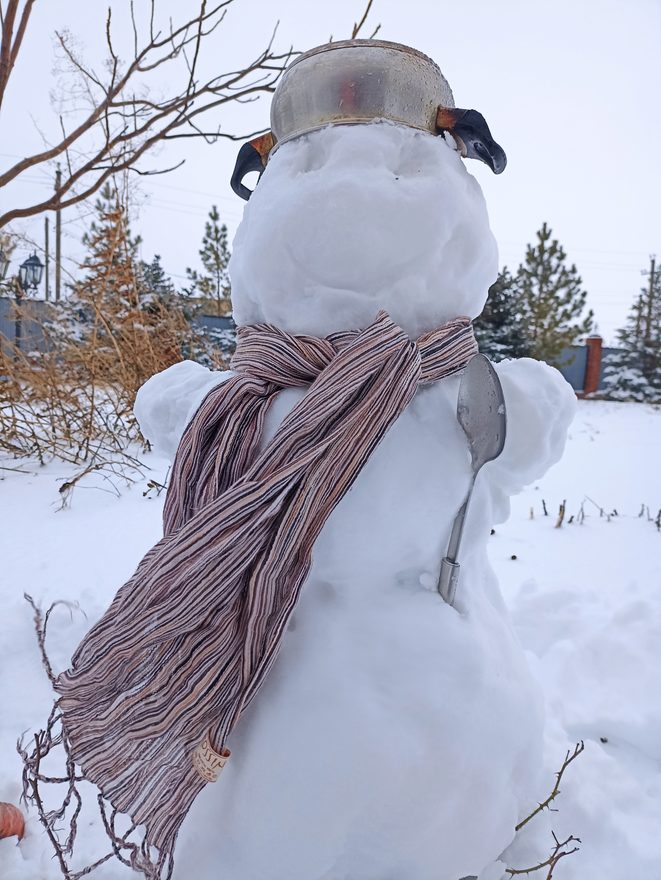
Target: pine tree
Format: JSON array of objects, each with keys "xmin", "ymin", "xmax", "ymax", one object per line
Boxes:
[
  {"xmin": 186, "ymin": 205, "xmax": 232, "ymax": 316},
  {"xmin": 63, "ymin": 186, "xmax": 188, "ymax": 395},
  {"xmin": 473, "ymin": 267, "xmax": 530, "ymax": 361},
  {"xmin": 78, "ymin": 183, "xmax": 141, "ymax": 313},
  {"xmin": 517, "ymin": 223, "xmax": 593, "ymax": 365},
  {"xmin": 603, "ymin": 261, "xmax": 661, "ymax": 401},
  {"xmin": 140, "ymin": 254, "xmax": 176, "ymax": 305},
  {"xmin": 140, "ymin": 251, "xmax": 235, "ymax": 363}
]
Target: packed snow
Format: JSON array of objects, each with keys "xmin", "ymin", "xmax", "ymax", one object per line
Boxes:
[
  {"xmin": 2, "ymin": 400, "xmax": 660, "ymax": 880},
  {"xmin": 230, "ymin": 123, "xmax": 498, "ymax": 338},
  {"xmin": 135, "ymin": 354, "xmax": 574, "ymax": 880},
  {"xmin": 6, "ymin": 122, "xmax": 572, "ymax": 880},
  {"xmin": 2, "ymin": 122, "xmax": 656, "ymax": 880}
]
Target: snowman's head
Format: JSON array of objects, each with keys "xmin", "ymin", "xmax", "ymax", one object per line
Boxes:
[
  {"xmin": 230, "ymin": 40, "xmax": 503, "ymax": 338},
  {"xmin": 230, "ymin": 121, "xmax": 498, "ymax": 338}
]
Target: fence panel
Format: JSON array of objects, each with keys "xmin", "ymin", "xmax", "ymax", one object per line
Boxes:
[{"xmin": 0, "ymin": 297, "xmax": 52, "ymax": 354}]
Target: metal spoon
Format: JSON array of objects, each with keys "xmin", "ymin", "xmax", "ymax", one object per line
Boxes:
[{"xmin": 438, "ymin": 354, "xmax": 507, "ymax": 606}]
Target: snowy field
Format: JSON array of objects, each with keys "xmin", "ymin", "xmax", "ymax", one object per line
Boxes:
[{"xmin": 1, "ymin": 398, "xmax": 660, "ymax": 879}]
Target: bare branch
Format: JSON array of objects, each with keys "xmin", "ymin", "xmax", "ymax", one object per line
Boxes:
[
  {"xmin": 126, "ymin": 159, "xmax": 186, "ymax": 176},
  {"xmin": 515, "ymin": 742, "xmax": 585, "ymax": 832},
  {"xmin": 54, "ymin": 30, "xmax": 101, "ymax": 90},
  {"xmin": 104, "ymin": 7, "xmax": 117, "ymax": 68},
  {"xmin": 351, "ymin": 0, "xmax": 376, "ymax": 39},
  {"xmin": 130, "ymin": 1, "xmax": 138, "ymax": 60},
  {"xmin": 507, "ymin": 832, "xmax": 581, "ymax": 879},
  {"xmin": 0, "ymin": 0, "xmax": 35, "ymax": 110},
  {"xmin": 149, "ymin": 0, "xmax": 156, "ymax": 43},
  {"xmin": 0, "ymin": 0, "xmax": 291, "ymax": 222}
]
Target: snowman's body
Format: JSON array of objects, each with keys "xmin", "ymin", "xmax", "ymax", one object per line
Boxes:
[{"xmin": 135, "ymin": 123, "xmax": 576, "ymax": 880}]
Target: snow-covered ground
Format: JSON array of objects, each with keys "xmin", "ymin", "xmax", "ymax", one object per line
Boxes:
[{"xmin": 1, "ymin": 398, "xmax": 660, "ymax": 879}]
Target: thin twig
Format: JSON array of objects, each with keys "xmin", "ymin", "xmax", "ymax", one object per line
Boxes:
[
  {"xmin": 24, "ymin": 593, "xmax": 61, "ymax": 685},
  {"xmin": 506, "ymin": 832, "xmax": 581, "ymax": 878},
  {"xmin": 351, "ymin": 0, "xmax": 375, "ymax": 39},
  {"xmin": 515, "ymin": 742, "xmax": 585, "ymax": 832}
]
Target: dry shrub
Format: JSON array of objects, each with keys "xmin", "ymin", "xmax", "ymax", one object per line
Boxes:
[
  {"xmin": 1, "ymin": 185, "xmax": 228, "ymax": 473},
  {"xmin": 0, "ymin": 294, "xmax": 225, "ymax": 467}
]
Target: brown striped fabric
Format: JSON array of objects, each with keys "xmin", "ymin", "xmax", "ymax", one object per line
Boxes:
[{"xmin": 53, "ymin": 310, "xmax": 477, "ymax": 878}]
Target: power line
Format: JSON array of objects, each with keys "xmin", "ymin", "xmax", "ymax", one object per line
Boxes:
[
  {"xmin": 498, "ymin": 239, "xmax": 652, "ymax": 258},
  {"xmin": 0, "ymin": 150, "xmax": 242, "ymax": 206}
]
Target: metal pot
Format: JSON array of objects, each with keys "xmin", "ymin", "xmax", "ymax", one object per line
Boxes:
[
  {"xmin": 270, "ymin": 40, "xmax": 455, "ymax": 146},
  {"xmin": 230, "ymin": 39, "xmax": 506, "ymax": 200}
]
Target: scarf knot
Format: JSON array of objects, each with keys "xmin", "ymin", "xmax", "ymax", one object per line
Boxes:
[{"xmin": 231, "ymin": 310, "xmax": 476, "ymax": 388}]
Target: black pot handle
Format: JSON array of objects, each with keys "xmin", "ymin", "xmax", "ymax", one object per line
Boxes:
[
  {"xmin": 436, "ymin": 107, "xmax": 507, "ymax": 175},
  {"xmin": 230, "ymin": 132, "xmax": 275, "ymax": 200}
]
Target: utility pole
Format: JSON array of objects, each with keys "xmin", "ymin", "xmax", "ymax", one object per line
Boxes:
[
  {"xmin": 44, "ymin": 216, "xmax": 50, "ymax": 301},
  {"xmin": 640, "ymin": 255, "xmax": 659, "ymax": 340},
  {"xmin": 640, "ymin": 255, "xmax": 659, "ymax": 378},
  {"xmin": 55, "ymin": 164, "xmax": 62, "ymax": 302}
]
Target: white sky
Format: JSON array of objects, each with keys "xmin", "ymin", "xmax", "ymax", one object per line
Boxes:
[{"xmin": 2, "ymin": 0, "xmax": 660, "ymax": 343}]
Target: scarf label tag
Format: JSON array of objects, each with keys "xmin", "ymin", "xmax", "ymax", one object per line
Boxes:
[{"xmin": 192, "ymin": 734, "xmax": 231, "ymax": 783}]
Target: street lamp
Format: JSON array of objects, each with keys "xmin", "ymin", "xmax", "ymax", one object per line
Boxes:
[
  {"xmin": 2, "ymin": 252, "xmax": 45, "ymax": 353},
  {"xmin": 18, "ymin": 253, "xmax": 44, "ymax": 292}
]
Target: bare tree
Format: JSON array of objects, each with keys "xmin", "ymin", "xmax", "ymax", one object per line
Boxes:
[{"xmin": 0, "ymin": 0, "xmax": 293, "ymax": 229}]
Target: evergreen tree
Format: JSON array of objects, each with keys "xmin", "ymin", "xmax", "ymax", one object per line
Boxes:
[
  {"xmin": 473, "ymin": 267, "xmax": 530, "ymax": 360},
  {"xmin": 186, "ymin": 205, "xmax": 232, "ymax": 316},
  {"xmin": 517, "ymin": 222, "xmax": 593, "ymax": 365},
  {"xmin": 140, "ymin": 254, "xmax": 176, "ymax": 305},
  {"xmin": 60, "ymin": 186, "xmax": 191, "ymax": 395},
  {"xmin": 140, "ymin": 251, "xmax": 236, "ymax": 361},
  {"xmin": 77, "ymin": 183, "xmax": 141, "ymax": 313},
  {"xmin": 603, "ymin": 263, "xmax": 661, "ymax": 401}
]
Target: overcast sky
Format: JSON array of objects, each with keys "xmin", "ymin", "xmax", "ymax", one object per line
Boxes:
[{"xmin": 2, "ymin": 0, "xmax": 660, "ymax": 343}]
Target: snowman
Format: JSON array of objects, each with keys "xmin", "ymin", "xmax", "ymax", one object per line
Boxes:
[{"xmin": 134, "ymin": 40, "xmax": 576, "ymax": 880}]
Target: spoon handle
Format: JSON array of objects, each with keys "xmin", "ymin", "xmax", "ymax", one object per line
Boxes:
[
  {"xmin": 437, "ymin": 473, "xmax": 476, "ymax": 605},
  {"xmin": 447, "ymin": 473, "xmax": 475, "ymax": 562},
  {"xmin": 438, "ymin": 557, "xmax": 460, "ymax": 605}
]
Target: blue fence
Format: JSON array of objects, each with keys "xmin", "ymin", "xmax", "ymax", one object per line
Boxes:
[
  {"xmin": 556, "ymin": 346, "xmax": 587, "ymax": 391},
  {"xmin": 0, "ymin": 297, "xmax": 55, "ymax": 354},
  {"xmin": 556, "ymin": 344, "xmax": 620, "ymax": 392},
  {"xmin": 0, "ymin": 297, "xmax": 236, "ymax": 356}
]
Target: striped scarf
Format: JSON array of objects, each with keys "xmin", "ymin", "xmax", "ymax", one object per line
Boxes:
[{"xmin": 52, "ymin": 310, "xmax": 477, "ymax": 878}]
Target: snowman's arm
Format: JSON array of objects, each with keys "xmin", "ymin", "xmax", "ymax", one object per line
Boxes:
[
  {"xmin": 485, "ymin": 358, "xmax": 577, "ymax": 514},
  {"xmin": 134, "ymin": 360, "xmax": 232, "ymax": 460}
]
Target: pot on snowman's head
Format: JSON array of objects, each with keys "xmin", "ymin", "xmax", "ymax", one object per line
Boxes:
[{"xmin": 231, "ymin": 39, "xmax": 506, "ymax": 200}]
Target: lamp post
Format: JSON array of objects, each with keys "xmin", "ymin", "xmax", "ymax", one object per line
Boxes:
[
  {"xmin": 15, "ymin": 253, "xmax": 44, "ymax": 351},
  {"xmin": 0, "ymin": 250, "xmax": 44, "ymax": 351},
  {"xmin": 19, "ymin": 253, "xmax": 45, "ymax": 292}
]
